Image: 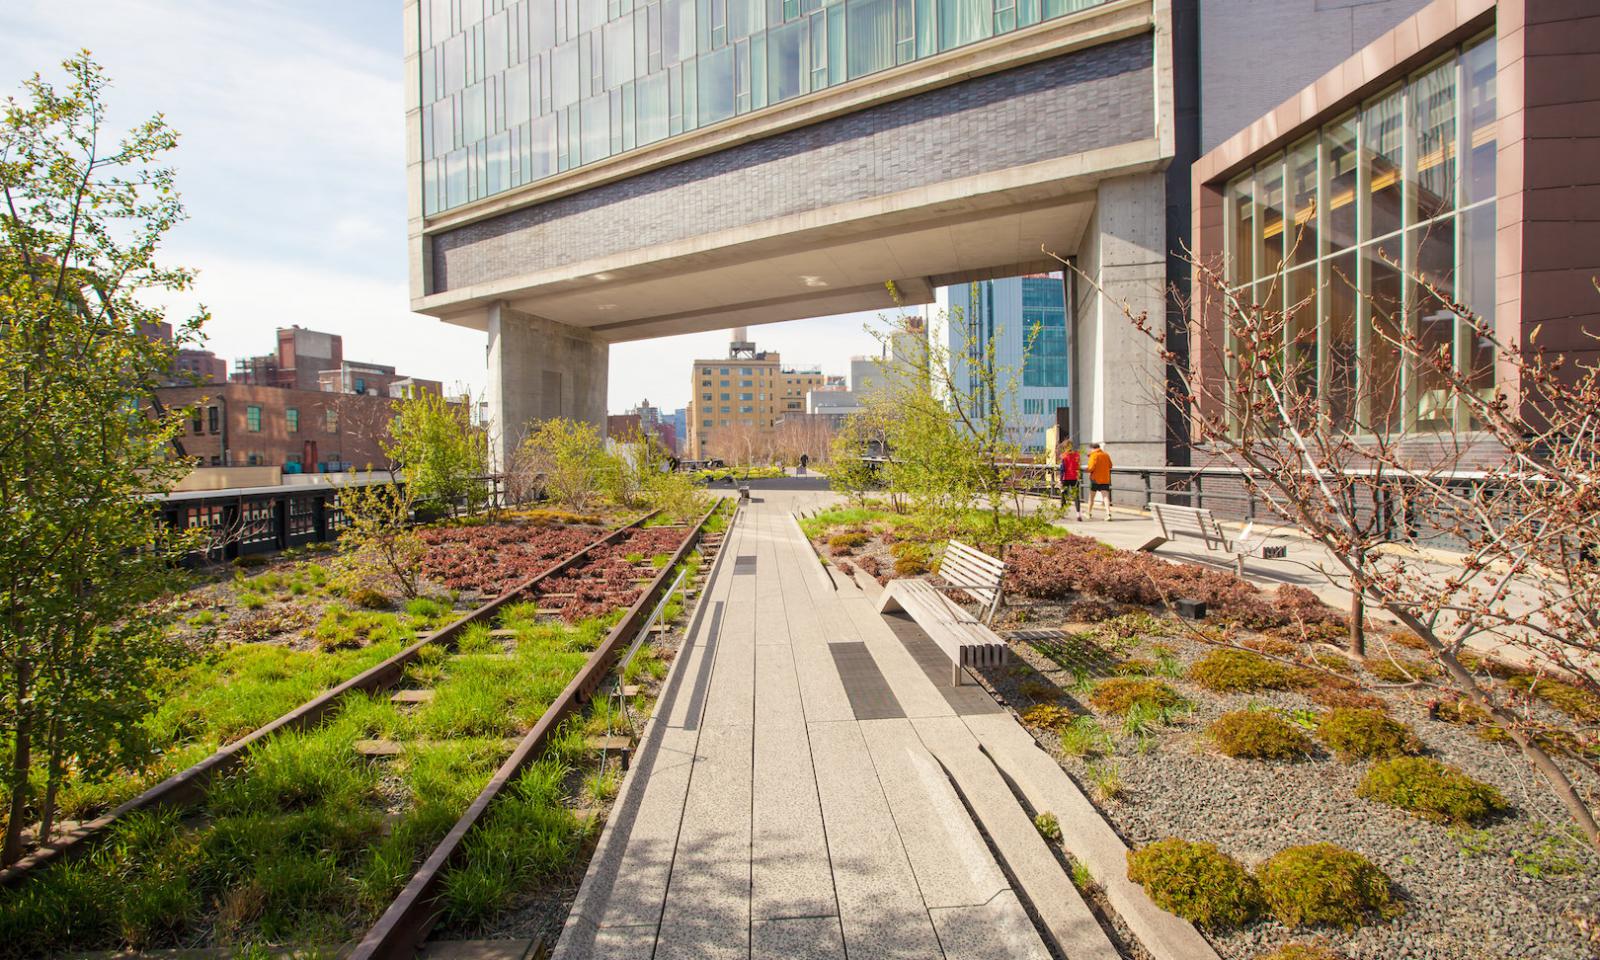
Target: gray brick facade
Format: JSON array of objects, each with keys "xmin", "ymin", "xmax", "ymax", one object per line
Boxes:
[{"xmin": 430, "ymin": 34, "xmax": 1155, "ymax": 294}]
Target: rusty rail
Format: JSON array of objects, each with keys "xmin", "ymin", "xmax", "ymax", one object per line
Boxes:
[
  {"xmin": 0, "ymin": 510, "xmax": 659, "ymax": 888},
  {"xmin": 347, "ymin": 499, "xmax": 730, "ymax": 960}
]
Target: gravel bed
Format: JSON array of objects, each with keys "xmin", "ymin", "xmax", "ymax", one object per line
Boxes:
[{"xmin": 988, "ymin": 607, "xmax": 1600, "ymax": 960}]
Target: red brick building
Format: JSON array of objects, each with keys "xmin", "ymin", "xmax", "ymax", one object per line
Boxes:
[{"xmin": 159, "ymin": 383, "xmax": 400, "ymax": 473}]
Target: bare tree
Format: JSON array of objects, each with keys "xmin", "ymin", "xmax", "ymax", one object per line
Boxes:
[{"xmin": 1055, "ymin": 245, "xmax": 1600, "ymax": 847}]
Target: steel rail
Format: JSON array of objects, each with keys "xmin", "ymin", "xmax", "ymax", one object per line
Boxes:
[
  {"xmin": 0, "ymin": 509, "xmax": 659, "ymax": 888},
  {"xmin": 347, "ymin": 499, "xmax": 730, "ymax": 960}
]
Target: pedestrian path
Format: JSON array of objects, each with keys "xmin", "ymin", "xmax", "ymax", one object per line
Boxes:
[{"xmin": 552, "ymin": 492, "xmax": 1214, "ymax": 960}]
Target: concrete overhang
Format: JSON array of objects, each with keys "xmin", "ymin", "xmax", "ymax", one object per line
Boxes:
[{"xmin": 416, "ymin": 137, "xmax": 1166, "ymax": 342}]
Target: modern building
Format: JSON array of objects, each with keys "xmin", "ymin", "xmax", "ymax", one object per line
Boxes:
[
  {"xmin": 666, "ymin": 408, "xmax": 688, "ymax": 455},
  {"xmin": 1188, "ymin": 0, "xmax": 1593, "ymax": 459},
  {"xmin": 935, "ymin": 274, "xmax": 1072, "ymax": 453},
  {"xmin": 684, "ymin": 331, "xmax": 828, "ymax": 458},
  {"xmin": 157, "ymin": 383, "xmax": 399, "ymax": 473},
  {"xmin": 403, "ymin": 0, "xmax": 1591, "ymax": 468}
]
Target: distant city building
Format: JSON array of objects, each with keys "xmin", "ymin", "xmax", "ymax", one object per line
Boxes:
[
  {"xmin": 231, "ymin": 326, "xmax": 439, "ymax": 398},
  {"xmin": 804, "ymin": 316, "xmax": 925, "ymax": 421},
  {"xmin": 935, "ymin": 274, "xmax": 1070, "ymax": 453},
  {"xmin": 666, "ymin": 408, "xmax": 687, "ymax": 456},
  {"xmin": 606, "ymin": 413, "xmax": 642, "ymax": 438},
  {"xmin": 686, "ymin": 329, "xmax": 828, "ymax": 459},
  {"xmin": 146, "ymin": 321, "xmax": 227, "ymax": 385}
]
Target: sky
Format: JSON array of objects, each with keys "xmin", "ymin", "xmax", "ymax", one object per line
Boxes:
[{"xmin": 0, "ymin": 0, "xmax": 888, "ymax": 414}]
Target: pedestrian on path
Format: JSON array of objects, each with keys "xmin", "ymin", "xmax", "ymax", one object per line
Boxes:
[
  {"xmin": 1058, "ymin": 443, "xmax": 1082, "ymax": 520},
  {"xmin": 799, "ymin": 452, "xmax": 809, "ymax": 475},
  {"xmin": 1086, "ymin": 443, "xmax": 1113, "ymax": 521}
]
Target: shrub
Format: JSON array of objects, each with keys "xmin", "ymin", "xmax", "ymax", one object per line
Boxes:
[
  {"xmin": 1357, "ymin": 756, "xmax": 1508, "ymax": 824},
  {"xmin": 1256, "ymin": 843, "xmax": 1399, "ymax": 929},
  {"xmin": 1242, "ymin": 634, "xmax": 1299, "ymax": 657},
  {"xmin": 1208, "ymin": 711, "xmax": 1313, "ymax": 760},
  {"xmin": 233, "ymin": 553, "xmax": 270, "ymax": 569},
  {"xmin": 1063, "ymin": 597, "xmax": 1125, "ymax": 623},
  {"xmin": 827, "ymin": 532, "xmax": 870, "ymax": 555},
  {"xmin": 1315, "ymin": 709, "xmax": 1420, "ymax": 761},
  {"xmin": 1125, "ymin": 838, "xmax": 1262, "ymax": 929},
  {"xmin": 1187, "ymin": 650, "xmax": 1311, "ymax": 693},
  {"xmin": 1021, "ymin": 704, "xmax": 1077, "ymax": 733},
  {"xmin": 1089, "ymin": 678, "xmax": 1185, "ymax": 715},
  {"xmin": 893, "ymin": 555, "xmax": 929, "ymax": 576},
  {"xmin": 1034, "ymin": 812, "xmax": 1061, "ymax": 842},
  {"xmin": 1253, "ymin": 945, "xmax": 1348, "ymax": 960},
  {"xmin": 348, "ymin": 588, "xmax": 392, "ymax": 610},
  {"xmin": 1272, "ymin": 585, "xmax": 1343, "ymax": 627}
]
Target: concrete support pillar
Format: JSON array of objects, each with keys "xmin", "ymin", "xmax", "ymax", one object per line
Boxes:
[
  {"xmin": 486, "ymin": 303, "xmax": 608, "ymax": 470},
  {"xmin": 1072, "ymin": 172, "xmax": 1169, "ymax": 466}
]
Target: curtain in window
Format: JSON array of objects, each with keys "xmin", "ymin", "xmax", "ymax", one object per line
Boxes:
[
  {"xmin": 938, "ymin": 0, "xmax": 989, "ymax": 49},
  {"xmin": 846, "ymin": 0, "xmax": 894, "ymax": 78}
]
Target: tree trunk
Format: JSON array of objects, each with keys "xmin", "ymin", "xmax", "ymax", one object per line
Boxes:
[
  {"xmin": 2, "ymin": 662, "xmax": 33, "ymax": 866},
  {"xmin": 39, "ymin": 736, "xmax": 62, "ymax": 846},
  {"xmin": 1348, "ymin": 590, "xmax": 1366, "ymax": 657}
]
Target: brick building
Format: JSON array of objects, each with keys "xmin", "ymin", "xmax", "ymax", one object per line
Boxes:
[{"xmin": 159, "ymin": 383, "xmax": 400, "ymax": 473}]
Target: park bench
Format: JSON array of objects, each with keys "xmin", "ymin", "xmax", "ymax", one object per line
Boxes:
[
  {"xmin": 1138, "ymin": 503, "xmax": 1284, "ymax": 576},
  {"xmin": 876, "ymin": 540, "xmax": 1008, "ymax": 686}
]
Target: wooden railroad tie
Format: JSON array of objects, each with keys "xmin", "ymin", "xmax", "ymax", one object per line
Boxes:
[
  {"xmin": 390, "ymin": 689, "xmax": 436, "ymax": 705},
  {"xmin": 488, "ymin": 628, "xmax": 518, "ymax": 638},
  {"xmin": 586, "ymin": 734, "xmax": 635, "ymax": 769}
]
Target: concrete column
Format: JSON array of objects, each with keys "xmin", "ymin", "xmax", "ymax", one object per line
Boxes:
[
  {"xmin": 1073, "ymin": 172, "xmax": 1169, "ymax": 466},
  {"xmin": 486, "ymin": 303, "xmax": 609, "ymax": 470}
]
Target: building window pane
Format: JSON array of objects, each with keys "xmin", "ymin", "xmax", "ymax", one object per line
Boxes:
[
  {"xmin": 1411, "ymin": 59, "xmax": 1457, "ymax": 221},
  {"xmin": 939, "ymin": 0, "xmax": 991, "ymax": 50},
  {"xmin": 1286, "ymin": 264, "xmax": 1317, "ymax": 402},
  {"xmin": 247, "ymin": 405, "xmax": 262, "ymax": 432},
  {"xmin": 1412, "ymin": 220, "xmax": 1457, "ymax": 430},
  {"xmin": 1326, "ymin": 114, "xmax": 1358, "ymax": 251},
  {"xmin": 1258, "ymin": 157, "xmax": 1285, "ymax": 278},
  {"xmin": 1365, "ymin": 246, "xmax": 1403, "ymax": 433},
  {"xmin": 699, "ymin": 44, "xmax": 736, "ymax": 123},
  {"xmin": 1364, "ymin": 90, "xmax": 1404, "ymax": 241},
  {"xmin": 1325, "ymin": 251, "xmax": 1359, "ymax": 431},
  {"xmin": 1460, "ymin": 203, "xmax": 1496, "ymax": 421},
  {"xmin": 581, "ymin": 94, "xmax": 611, "ymax": 163},
  {"xmin": 1228, "ymin": 174, "xmax": 1254, "ymax": 286},
  {"xmin": 1287, "ymin": 138, "xmax": 1318, "ymax": 267},
  {"xmin": 1463, "ymin": 38, "xmax": 1497, "ymax": 206},
  {"xmin": 846, "ymin": 0, "xmax": 893, "ymax": 79},
  {"xmin": 287, "ymin": 408, "xmax": 300, "ymax": 433}
]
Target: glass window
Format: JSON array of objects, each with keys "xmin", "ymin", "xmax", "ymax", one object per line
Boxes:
[
  {"xmin": 1363, "ymin": 89, "xmax": 1404, "ymax": 241},
  {"xmin": 939, "ymin": 0, "xmax": 991, "ymax": 50},
  {"xmin": 1411, "ymin": 59, "xmax": 1457, "ymax": 221},
  {"xmin": 246, "ymin": 405, "xmax": 262, "ymax": 432},
  {"xmin": 1463, "ymin": 39, "xmax": 1496, "ymax": 206},
  {"xmin": 1325, "ymin": 251, "xmax": 1359, "ymax": 430},
  {"xmin": 1365, "ymin": 246, "xmax": 1404, "ymax": 433},
  {"xmin": 1412, "ymin": 221, "xmax": 1458, "ymax": 429},
  {"xmin": 326, "ymin": 408, "xmax": 339, "ymax": 432},
  {"xmin": 846, "ymin": 0, "xmax": 894, "ymax": 78},
  {"xmin": 1228, "ymin": 174, "xmax": 1254, "ymax": 287},
  {"xmin": 1325, "ymin": 114, "xmax": 1358, "ymax": 251},
  {"xmin": 1287, "ymin": 138, "xmax": 1318, "ymax": 267},
  {"xmin": 580, "ymin": 94, "xmax": 611, "ymax": 163},
  {"xmin": 287, "ymin": 407, "xmax": 300, "ymax": 433},
  {"xmin": 1460, "ymin": 203, "xmax": 1496, "ymax": 419},
  {"xmin": 1258, "ymin": 158, "xmax": 1285, "ymax": 278},
  {"xmin": 768, "ymin": 17, "xmax": 807, "ymax": 103},
  {"xmin": 699, "ymin": 44, "xmax": 736, "ymax": 124}
]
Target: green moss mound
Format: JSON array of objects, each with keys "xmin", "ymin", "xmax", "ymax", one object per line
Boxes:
[
  {"xmin": 1357, "ymin": 756, "xmax": 1508, "ymax": 825},
  {"xmin": 1256, "ymin": 843, "xmax": 1399, "ymax": 930},
  {"xmin": 1315, "ymin": 708, "xmax": 1420, "ymax": 761},
  {"xmin": 1089, "ymin": 678, "xmax": 1186, "ymax": 716},
  {"xmin": 1125, "ymin": 838, "xmax": 1262, "ymax": 929},
  {"xmin": 1187, "ymin": 650, "xmax": 1310, "ymax": 693},
  {"xmin": 1207, "ymin": 711, "xmax": 1313, "ymax": 760}
]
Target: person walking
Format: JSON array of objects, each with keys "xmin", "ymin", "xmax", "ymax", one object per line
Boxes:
[
  {"xmin": 1058, "ymin": 443, "xmax": 1082, "ymax": 520},
  {"xmin": 1086, "ymin": 443, "xmax": 1114, "ymax": 521},
  {"xmin": 799, "ymin": 452, "xmax": 809, "ymax": 475}
]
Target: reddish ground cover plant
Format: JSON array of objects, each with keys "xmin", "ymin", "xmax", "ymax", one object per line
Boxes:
[
  {"xmin": 419, "ymin": 522, "xmax": 604, "ymax": 594},
  {"xmin": 534, "ymin": 528, "xmax": 686, "ymax": 622},
  {"xmin": 1004, "ymin": 536, "xmax": 1341, "ymax": 631}
]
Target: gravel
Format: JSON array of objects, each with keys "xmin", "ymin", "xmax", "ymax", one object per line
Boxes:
[{"xmin": 988, "ymin": 612, "xmax": 1600, "ymax": 960}]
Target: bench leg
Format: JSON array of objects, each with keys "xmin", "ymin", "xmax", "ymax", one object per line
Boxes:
[{"xmin": 952, "ymin": 658, "xmax": 962, "ymax": 687}]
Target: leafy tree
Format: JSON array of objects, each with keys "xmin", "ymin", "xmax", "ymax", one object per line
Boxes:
[
  {"xmin": 521, "ymin": 418, "xmax": 608, "ymax": 511},
  {"xmin": 332, "ymin": 482, "xmax": 425, "ymax": 601},
  {"xmin": 383, "ymin": 389, "xmax": 487, "ymax": 517},
  {"xmin": 0, "ymin": 55, "xmax": 202, "ymax": 862}
]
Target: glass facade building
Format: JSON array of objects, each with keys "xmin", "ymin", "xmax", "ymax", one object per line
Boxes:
[
  {"xmin": 939, "ymin": 274, "xmax": 1070, "ymax": 451},
  {"xmin": 415, "ymin": 0, "xmax": 1112, "ymax": 215},
  {"xmin": 1222, "ymin": 34, "xmax": 1496, "ymax": 435}
]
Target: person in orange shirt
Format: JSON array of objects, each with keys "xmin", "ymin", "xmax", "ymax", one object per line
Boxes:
[
  {"xmin": 1058, "ymin": 443, "xmax": 1082, "ymax": 520},
  {"xmin": 1085, "ymin": 443, "xmax": 1113, "ymax": 521}
]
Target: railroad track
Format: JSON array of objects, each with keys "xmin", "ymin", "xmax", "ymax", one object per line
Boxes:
[
  {"xmin": 348, "ymin": 498, "xmax": 732, "ymax": 960},
  {"xmin": 0, "ymin": 509, "xmax": 661, "ymax": 890}
]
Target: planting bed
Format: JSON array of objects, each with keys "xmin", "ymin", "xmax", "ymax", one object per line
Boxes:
[
  {"xmin": 0, "ymin": 509, "xmax": 715, "ymax": 956},
  {"xmin": 981, "ymin": 542, "xmax": 1600, "ymax": 960}
]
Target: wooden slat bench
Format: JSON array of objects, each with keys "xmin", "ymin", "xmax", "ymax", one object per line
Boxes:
[
  {"xmin": 876, "ymin": 540, "xmax": 1008, "ymax": 686},
  {"xmin": 1138, "ymin": 503, "xmax": 1282, "ymax": 576}
]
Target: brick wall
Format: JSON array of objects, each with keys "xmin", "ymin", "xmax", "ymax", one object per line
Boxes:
[
  {"xmin": 159, "ymin": 384, "xmax": 398, "ymax": 471},
  {"xmin": 430, "ymin": 34, "xmax": 1155, "ymax": 294}
]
